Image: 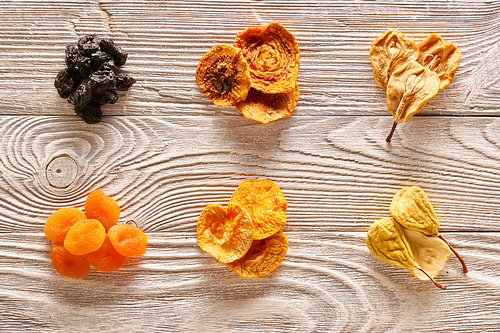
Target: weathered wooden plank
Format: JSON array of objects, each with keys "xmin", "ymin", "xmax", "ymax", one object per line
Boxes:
[
  {"xmin": 1, "ymin": 0, "xmax": 500, "ymax": 116},
  {"xmin": 0, "ymin": 232, "xmax": 497, "ymax": 332},
  {"xmin": 1, "ymin": 116, "xmax": 499, "ymax": 233}
]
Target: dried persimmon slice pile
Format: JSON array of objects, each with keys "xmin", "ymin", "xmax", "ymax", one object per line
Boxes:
[
  {"xmin": 196, "ymin": 23, "xmax": 300, "ymax": 124},
  {"xmin": 197, "ymin": 179, "xmax": 288, "ymax": 278},
  {"xmin": 44, "ymin": 190, "xmax": 147, "ymax": 278}
]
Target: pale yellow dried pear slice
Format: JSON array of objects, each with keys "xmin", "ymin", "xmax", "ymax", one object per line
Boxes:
[
  {"xmin": 385, "ymin": 60, "xmax": 440, "ymax": 142},
  {"xmin": 390, "ymin": 185, "xmax": 468, "ymax": 273},
  {"xmin": 369, "ymin": 29, "xmax": 419, "ymax": 89},
  {"xmin": 417, "ymin": 34, "xmax": 460, "ymax": 90},
  {"xmin": 366, "ymin": 216, "xmax": 447, "ymax": 289}
]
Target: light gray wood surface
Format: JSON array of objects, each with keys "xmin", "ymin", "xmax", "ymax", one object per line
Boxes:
[{"xmin": 1, "ymin": 1, "xmax": 499, "ymax": 332}]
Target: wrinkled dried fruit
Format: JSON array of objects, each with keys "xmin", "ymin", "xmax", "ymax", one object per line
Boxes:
[
  {"xmin": 234, "ymin": 22, "xmax": 300, "ymax": 94},
  {"xmin": 64, "ymin": 219, "xmax": 106, "ymax": 255},
  {"xmin": 75, "ymin": 101, "xmax": 103, "ymax": 124},
  {"xmin": 44, "ymin": 207, "xmax": 87, "ymax": 242},
  {"xmin": 50, "ymin": 243, "xmax": 91, "ymax": 279},
  {"xmin": 197, "ymin": 202, "xmax": 254, "ymax": 263},
  {"xmin": 385, "ymin": 60, "xmax": 440, "ymax": 141},
  {"xmin": 85, "ymin": 189, "xmax": 120, "ymax": 232},
  {"xmin": 235, "ymin": 83, "xmax": 299, "ymax": 124},
  {"xmin": 226, "ymin": 230, "xmax": 288, "ymax": 278},
  {"xmin": 369, "ymin": 29, "xmax": 419, "ymax": 89},
  {"xmin": 78, "ymin": 34, "xmax": 100, "ymax": 56},
  {"xmin": 54, "ymin": 68, "xmax": 81, "ymax": 98},
  {"xmin": 99, "ymin": 38, "xmax": 128, "ymax": 67},
  {"xmin": 108, "ymin": 224, "xmax": 148, "ymax": 257},
  {"xmin": 86, "ymin": 236, "xmax": 127, "ymax": 272},
  {"xmin": 417, "ymin": 34, "xmax": 460, "ymax": 90},
  {"xmin": 366, "ymin": 217, "xmax": 448, "ymax": 289},
  {"xmin": 196, "ymin": 44, "xmax": 251, "ymax": 106},
  {"xmin": 229, "ymin": 179, "xmax": 287, "ymax": 240},
  {"xmin": 390, "ymin": 185, "xmax": 468, "ymax": 273}
]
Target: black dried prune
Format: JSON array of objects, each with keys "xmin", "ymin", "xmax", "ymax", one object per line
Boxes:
[
  {"xmin": 91, "ymin": 51, "xmax": 112, "ymax": 71},
  {"xmin": 77, "ymin": 56, "xmax": 92, "ymax": 78},
  {"xmin": 54, "ymin": 68, "xmax": 80, "ymax": 98},
  {"xmin": 116, "ymin": 74, "xmax": 136, "ymax": 91},
  {"xmin": 65, "ymin": 43, "xmax": 80, "ymax": 69},
  {"xmin": 67, "ymin": 81, "xmax": 92, "ymax": 108},
  {"xmin": 89, "ymin": 70, "xmax": 116, "ymax": 95},
  {"xmin": 78, "ymin": 34, "xmax": 100, "ymax": 56},
  {"xmin": 93, "ymin": 90, "xmax": 119, "ymax": 105},
  {"xmin": 75, "ymin": 101, "xmax": 103, "ymax": 124},
  {"xmin": 100, "ymin": 38, "xmax": 128, "ymax": 66}
]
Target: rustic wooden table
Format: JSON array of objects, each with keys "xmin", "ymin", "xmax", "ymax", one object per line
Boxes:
[{"xmin": 1, "ymin": 0, "xmax": 499, "ymax": 332}]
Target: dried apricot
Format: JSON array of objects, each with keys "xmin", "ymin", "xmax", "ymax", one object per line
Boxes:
[
  {"xmin": 226, "ymin": 230, "xmax": 288, "ymax": 278},
  {"xmin": 234, "ymin": 22, "xmax": 300, "ymax": 94},
  {"xmin": 50, "ymin": 242, "xmax": 91, "ymax": 279},
  {"xmin": 195, "ymin": 44, "xmax": 252, "ymax": 106},
  {"xmin": 229, "ymin": 179, "xmax": 287, "ymax": 240},
  {"xmin": 63, "ymin": 219, "xmax": 106, "ymax": 255},
  {"xmin": 108, "ymin": 224, "xmax": 148, "ymax": 257},
  {"xmin": 197, "ymin": 202, "xmax": 254, "ymax": 263},
  {"xmin": 86, "ymin": 235, "xmax": 127, "ymax": 272},
  {"xmin": 235, "ymin": 83, "xmax": 299, "ymax": 124},
  {"xmin": 44, "ymin": 207, "xmax": 87, "ymax": 242},
  {"xmin": 85, "ymin": 189, "xmax": 120, "ymax": 232}
]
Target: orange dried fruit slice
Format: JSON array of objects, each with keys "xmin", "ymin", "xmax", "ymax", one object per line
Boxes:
[
  {"xmin": 63, "ymin": 219, "xmax": 106, "ymax": 255},
  {"xmin": 108, "ymin": 223, "xmax": 148, "ymax": 257},
  {"xmin": 417, "ymin": 33, "xmax": 460, "ymax": 90},
  {"xmin": 44, "ymin": 207, "xmax": 87, "ymax": 242},
  {"xmin": 85, "ymin": 189, "xmax": 120, "ymax": 232},
  {"xmin": 196, "ymin": 202, "xmax": 254, "ymax": 263},
  {"xmin": 226, "ymin": 230, "xmax": 288, "ymax": 278},
  {"xmin": 86, "ymin": 235, "xmax": 127, "ymax": 272},
  {"xmin": 229, "ymin": 179, "xmax": 287, "ymax": 240},
  {"xmin": 234, "ymin": 22, "xmax": 300, "ymax": 94},
  {"xmin": 50, "ymin": 242, "xmax": 91, "ymax": 279},
  {"xmin": 235, "ymin": 83, "xmax": 299, "ymax": 124},
  {"xmin": 196, "ymin": 44, "xmax": 252, "ymax": 106}
]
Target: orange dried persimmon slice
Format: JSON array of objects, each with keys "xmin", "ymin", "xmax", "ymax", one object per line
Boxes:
[
  {"xmin": 85, "ymin": 189, "xmax": 120, "ymax": 232},
  {"xmin": 234, "ymin": 22, "xmax": 300, "ymax": 94},
  {"xmin": 235, "ymin": 83, "xmax": 299, "ymax": 124},
  {"xmin": 196, "ymin": 202, "xmax": 254, "ymax": 263},
  {"xmin": 226, "ymin": 230, "xmax": 288, "ymax": 278},
  {"xmin": 108, "ymin": 224, "xmax": 148, "ymax": 257},
  {"xmin": 50, "ymin": 242, "xmax": 91, "ymax": 279},
  {"xmin": 86, "ymin": 235, "xmax": 127, "ymax": 272},
  {"xmin": 63, "ymin": 219, "xmax": 106, "ymax": 255},
  {"xmin": 195, "ymin": 44, "xmax": 252, "ymax": 106},
  {"xmin": 44, "ymin": 207, "xmax": 87, "ymax": 242},
  {"xmin": 229, "ymin": 179, "xmax": 287, "ymax": 240}
]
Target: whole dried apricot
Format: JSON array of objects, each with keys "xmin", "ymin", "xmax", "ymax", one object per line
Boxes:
[
  {"xmin": 234, "ymin": 22, "xmax": 300, "ymax": 94},
  {"xmin": 64, "ymin": 219, "xmax": 106, "ymax": 255},
  {"xmin": 85, "ymin": 189, "xmax": 120, "ymax": 232},
  {"xmin": 86, "ymin": 235, "xmax": 127, "ymax": 272},
  {"xmin": 229, "ymin": 179, "xmax": 287, "ymax": 240},
  {"xmin": 50, "ymin": 242, "xmax": 91, "ymax": 279},
  {"xmin": 108, "ymin": 223, "xmax": 148, "ymax": 257},
  {"xmin": 226, "ymin": 230, "xmax": 288, "ymax": 278},
  {"xmin": 44, "ymin": 207, "xmax": 87, "ymax": 242},
  {"xmin": 197, "ymin": 202, "xmax": 254, "ymax": 263}
]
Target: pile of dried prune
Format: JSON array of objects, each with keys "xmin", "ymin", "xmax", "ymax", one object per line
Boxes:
[{"xmin": 54, "ymin": 34, "xmax": 136, "ymax": 124}]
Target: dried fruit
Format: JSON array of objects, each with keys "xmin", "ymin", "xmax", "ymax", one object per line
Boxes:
[
  {"xmin": 234, "ymin": 22, "xmax": 300, "ymax": 95},
  {"xmin": 417, "ymin": 34, "xmax": 460, "ymax": 90},
  {"xmin": 86, "ymin": 236, "xmax": 127, "ymax": 272},
  {"xmin": 44, "ymin": 207, "xmax": 87, "ymax": 242},
  {"xmin": 50, "ymin": 243, "xmax": 91, "ymax": 279},
  {"xmin": 99, "ymin": 38, "xmax": 128, "ymax": 67},
  {"xmin": 226, "ymin": 230, "xmax": 288, "ymax": 278},
  {"xmin": 369, "ymin": 29, "xmax": 418, "ymax": 89},
  {"xmin": 229, "ymin": 179, "xmax": 287, "ymax": 240},
  {"xmin": 85, "ymin": 189, "xmax": 120, "ymax": 232},
  {"xmin": 385, "ymin": 61, "xmax": 440, "ymax": 142},
  {"xmin": 63, "ymin": 219, "xmax": 106, "ymax": 255},
  {"xmin": 108, "ymin": 224, "xmax": 148, "ymax": 257},
  {"xmin": 75, "ymin": 101, "xmax": 103, "ymax": 124},
  {"xmin": 54, "ymin": 68, "xmax": 81, "ymax": 98},
  {"xmin": 196, "ymin": 44, "xmax": 251, "ymax": 106},
  {"xmin": 235, "ymin": 83, "xmax": 299, "ymax": 124},
  {"xmin": 390, "ymin": 186, "xmax": 468, "ymax": 273},
  {"xmin": 197, "ymin": 202, "xmax": 254, "ymax": 263}
]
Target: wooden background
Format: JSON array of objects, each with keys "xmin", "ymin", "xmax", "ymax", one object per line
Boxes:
[{"xmin": 1, "ymin": 0, "xmax": 500, "ymax": 332}]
